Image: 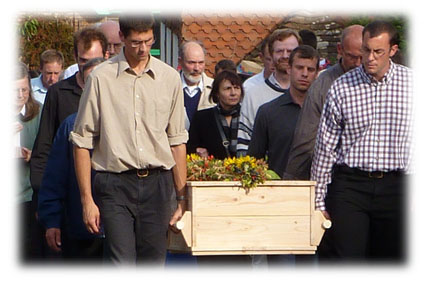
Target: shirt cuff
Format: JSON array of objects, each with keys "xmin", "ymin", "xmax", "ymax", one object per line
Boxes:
[
  {"xmin": 69, "ymin": 131, "xmax": 96, "ymax": 149},
  {"xmin": 315, "ymin": 199, "xmax": 326, "ymax": 211},
  {"xmin": 168, "ymin": 131, "xmax": 188, "ymax": 146}
]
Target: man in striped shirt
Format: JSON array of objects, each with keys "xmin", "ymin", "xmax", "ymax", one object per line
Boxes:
[{"xmin": 311, "ymin": 20, "xmax": 412, "ymax": 261}]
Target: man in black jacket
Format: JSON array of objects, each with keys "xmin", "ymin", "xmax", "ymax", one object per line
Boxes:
[{"xmin": 29, "ymin": 27, "xmax": 107, "ymax": 259}]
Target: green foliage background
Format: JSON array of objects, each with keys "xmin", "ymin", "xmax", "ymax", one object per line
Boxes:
[{"xmin": 18, "ymin": 17, "xmax": 75, "ymax": 71}]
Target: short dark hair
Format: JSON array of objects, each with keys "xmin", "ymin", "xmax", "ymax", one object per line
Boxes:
[
  {"xmin": 73, "ymin": 28, "xmax": 108, "ymax": 58},
  {"xmin": 363, "ymin": 20, "xmax": 399, "ymax": 46},
  {"xmin": 119, "ymin": 14, "xmax": 155, "ymax": 38},
  {"xmin": 39, "ymin": 49, "xmax": 64, "ymax": 69},
  {"xmin": 299, "ymin": 29, "xmax": 317, "ymax": 49},
  {"xmin": 289, "ymin": 45, "xmax": 320, "ymax": 70},
  {"xmin": 214, "ymin": 59, "xmax": 237, "ymax": 76},
  {"xmin": 209, "ymin": 70, "xmax": 244, "ymax": 104}
]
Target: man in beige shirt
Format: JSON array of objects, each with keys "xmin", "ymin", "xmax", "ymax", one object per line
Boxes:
[{"xmin": 70, "ymin": 15, "xmax": 188, "ymax": 264}]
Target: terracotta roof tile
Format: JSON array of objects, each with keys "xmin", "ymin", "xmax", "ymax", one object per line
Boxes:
[
  {"xmin": 185, "ymin": 24, "xmax": 198, "ymax": 35},
  {"xmin": 182, "ymin": 13, "xmax": 284, "ymax": 76},
  {"xmin": 200, "ymin": 23, "xmax": 214, "ymax": 34}
]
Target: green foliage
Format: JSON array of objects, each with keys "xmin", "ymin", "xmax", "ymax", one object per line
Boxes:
[
  {"xmin": 18, "ymin": 17, "xmax": 75, "ymax": 70},
  {"xmin": 20, "ymin": 18, "xmax": 39, "ymax": 40}
]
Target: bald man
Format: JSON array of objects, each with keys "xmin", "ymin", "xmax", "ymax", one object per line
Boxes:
[
  {"xmin": 99, "ymin": 20, "xmax": 122, "ymax": 57},
  {"xmin": 283, "ymin": 25, "xmax": 364, "ymax": 180},
  {"xmin": 178, "ymin": 41, "xmax": 215, "ymax": 130}
]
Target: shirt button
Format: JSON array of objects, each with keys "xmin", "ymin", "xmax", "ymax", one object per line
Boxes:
[{"xmin": 139, "ymin": 148, "xmax": 143, "ymax": 152}]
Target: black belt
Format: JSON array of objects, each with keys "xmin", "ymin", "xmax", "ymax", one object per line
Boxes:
[
  {"xmin": 334, "ymin": 165, "xmax": 404, "ymax": 179},
  {"xmin": 120, "ymin": 167, "xmax": 167, "ymax": 178}
]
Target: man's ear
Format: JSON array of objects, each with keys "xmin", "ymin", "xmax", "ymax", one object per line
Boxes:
[
  {"xmin": 286, "ymin": 64, "xmax": 292, "ymax": 76},
  {"xmin": 389, "ymin": 44, "xmax": 399, "ymax": 58},
  {"xmin": 336, "ymin": 42, "xmax": 343, "ymax": 57},
  {"xmin": 119, "ymin": 31, "xmax": 125, "ymax": 42}
]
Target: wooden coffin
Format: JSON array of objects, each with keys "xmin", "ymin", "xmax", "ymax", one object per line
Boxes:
[{"xmin": 168, "ymin": 180, "xmax": 330, "ymax": 256}]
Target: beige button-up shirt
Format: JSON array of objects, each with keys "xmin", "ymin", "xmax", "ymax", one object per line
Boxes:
[{"xmin": 70, "ymin": 52, "xmax": 188, "ymax": 172}]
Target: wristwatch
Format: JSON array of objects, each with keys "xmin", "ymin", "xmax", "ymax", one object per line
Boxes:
[{"xmin": 176, "ymin": 195, "xmax": 186, "ymax": 201}]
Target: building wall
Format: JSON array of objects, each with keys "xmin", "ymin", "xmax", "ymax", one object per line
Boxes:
[{"xmin": 244, "ymin": 13, "xmax": 349, "ymax": 66}]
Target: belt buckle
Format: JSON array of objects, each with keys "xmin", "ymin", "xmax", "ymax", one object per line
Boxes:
[
  {"xmin": 368, "ymin": 171, "xmax": 383, "ymax": 179},
  {"xmin": 137, "ymin": 169, "xmax": 149, "ymax": 178}
]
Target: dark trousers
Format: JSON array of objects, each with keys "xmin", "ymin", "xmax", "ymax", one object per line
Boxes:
[
  {"xmin": 318, "ymin": 165, "xmax": 406, "ymax": 263},
  {"xmin": 61, "ymin": 236, "xmax": 104, "ymax": 262},
  {"xmin": 20, "ymin": 201, "xmax": 34, "ymax": 262},
  {"xmin": 94, "ymin": 169, "xmax": 173, "ymax": 265},
  {"xmin": 21, "ymin": 201, "xmax": 61, "ymax": 263}
]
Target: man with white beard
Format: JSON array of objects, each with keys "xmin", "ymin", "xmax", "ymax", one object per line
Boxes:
[{"xmin": 178, "ymin": 41, "xmax": 215, "ymax": 130}]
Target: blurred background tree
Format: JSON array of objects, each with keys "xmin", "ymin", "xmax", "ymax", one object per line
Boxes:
[{"xmin": 18, "ymin": 16, "xmax": 75, "ymax": 73}]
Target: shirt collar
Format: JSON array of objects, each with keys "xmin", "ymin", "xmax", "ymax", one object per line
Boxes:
[
  {"xmin": 31, "ymin": 75, "xmax": 47, "ymax": 93},
  {"xmin": 278, "ymin": 90, "xmax": 295, "ymax": 106},
  {"xmin": 181, "ymin": 71, "xmax": 204, "ymax": 91},
  {"xmin": 268, "ymin": 73, "xmax": 286, "ymax": 90},
  {"xmin": 361, "ymin": 59, "xmax": 395, "ymax": 85},
  {"xmin": 20, "ymin": 104, "xmax": 26, "ymax": 116},
  {"xmin": 117, "ymin": 48, "xmax": 156, "ymax": 79}
]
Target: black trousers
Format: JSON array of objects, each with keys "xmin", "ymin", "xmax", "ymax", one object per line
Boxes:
[
  {"xmin": 94, "ymin": 169, "xmax": 173, "ymax": 265},
  {"xmin": 61, "ymin": 236, "xmax": 104, "ymax": 262},
  {"xmin": 318, "ymin": 165, "xmax": 406, "ymax": 263}
]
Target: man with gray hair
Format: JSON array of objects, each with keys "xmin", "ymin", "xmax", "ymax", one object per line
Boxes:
[{"xmin": 178, "ymin": 40, "xmax": 215, "ymax": 130}]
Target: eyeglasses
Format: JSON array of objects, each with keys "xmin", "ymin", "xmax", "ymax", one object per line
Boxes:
[
  {"xmin": 129, "ymin": 38, "xmax": 155, "ymax": 48},
  {"xmin": 17, "ymin": 87, "xmax": 30, "ymax": 95},
  {"xmin": 362, "ymin": 47, "xmax": 386, "ymax": 59},
  {"xmin": 107, "ymin": 43, "xmax": 122, "ymax": 52},
  {"xmin": 341, "ymin": 48, "xmax": 362, "ymax": 62}
]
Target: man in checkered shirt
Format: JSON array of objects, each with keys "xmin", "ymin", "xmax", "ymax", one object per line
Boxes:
[{"xmin": 311, "ymin": 20, "xmax": 412, "ymax": 261}]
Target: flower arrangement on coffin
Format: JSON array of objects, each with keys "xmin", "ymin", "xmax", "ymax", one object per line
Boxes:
[{"xmin": 186, "ymin": 154, "xmax": 280, "ymax": 192}]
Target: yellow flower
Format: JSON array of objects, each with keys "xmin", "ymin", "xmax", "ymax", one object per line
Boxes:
[
  {"xmin": 224, "ymin": 157, "xmax": 236, "ymax": 167},
  {"xmin": 235, "ymin": 155, "xmax": 256, "ymax": 168},
  {"xmin": 188, "ymin": 153, "xmax": 201, "ymax": 161}
]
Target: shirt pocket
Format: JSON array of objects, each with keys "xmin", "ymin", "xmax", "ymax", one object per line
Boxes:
[{"xmin": 154, "ymin": 96, "xmax": 171, "ymax": 131}]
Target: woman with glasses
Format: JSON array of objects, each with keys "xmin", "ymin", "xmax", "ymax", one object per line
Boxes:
[{"xmin": 15, "ymin": 62, "xmax": 42, "ymax": 261}]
